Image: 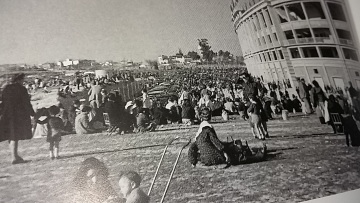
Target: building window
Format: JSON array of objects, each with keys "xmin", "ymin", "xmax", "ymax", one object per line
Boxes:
[
  {"xmin": 268, "ymin": 35, "xmax": 272, "ymax": 43},
  {"xmin": 302, "ymin": 47, "xmax": 319, "ymax": 58},
  {"xmin": 263, "ymin": 53, "xmax": 267, "ymax": 62},
  {"xmin": 259, "ymin": 12, "xmax": 267, "ymax": 28},
  {"xmin": 274, "ymin": 6, "xmax": 288, "ymax": 23},
  {"xmin": 274, "ymin": 33, "xmax": 278, "ymax": 41},
  {"xmin": 273, "ymin": 51, "xmax": 278, "ymax": 60},
  {"xmin": 262, "ymin": 36, "xmax": 266, "ymax": 44},
  {"xmin": 290, "ymin": 48, "xmax": 301, "ymax": 58},
  {"xmin": 314, "ymin": 69, "xmax": 319, "ymax": 74},
  {"xmin": 328, "ymin": 3, "xmax": 347, "ymax": 22},
  {"xmin": 337, "ymin": 29, "xmax": 352, "ymax": 40},
  {"xmin": 259, "ymin": 54, "xmax": 263, "ymax": 62},
  {"xmin": 257, "ymin": 38, "xmax": 261, "ymax": 46},
  {"xmin": 279, "ymin": 50, "xmax": 284, "ymax": 59},
  {"xmin": 265, "ymin": 9, "xmax": 273, "ymax": 25},
  {"xmin": 313, "ymin": 28, "xmax": 331, "ymax": 38},
  {"xmin": 267, "ymin": 52, "xmax": 272, "ymax": 61},
  {"xmin": 356, "ymin": 72, "xmax": 359, "ymax": 77},
  {"xmin": 343, "ymin": 48, "xmax": 359, "ymax": 61},
  {"xmin": 251, "ymin": 17, "xmax": 257, "ymax": 31},
  {"xmin": 319, "ymin": 47, "xmax": 339, "ymax": 58},
  {"xmin": 284, "ymin": 30, "xmax": 295, "ymax": 40},
  {"xmin": 295, "ymin": 28, "xmax": 312, "ymax": 38},
  {"xmin": 286, "ymin": 3, "xmax": 306, "ymax": 21},
  {"xmin": 253, "ymin": 15, "xmax": 261, "ymax": 30},
  {"xmin": 304, "ymin": 2, "xmax": 325, "ymax": 20}
]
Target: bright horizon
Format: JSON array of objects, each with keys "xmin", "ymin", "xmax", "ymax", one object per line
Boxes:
[
  {"xmin": 0, "ymin": 0, "xmax": 241, "ymax": 65},
  {"xmin": 0, "ymin": 0, "xmax": 360, "ymax": 65}
]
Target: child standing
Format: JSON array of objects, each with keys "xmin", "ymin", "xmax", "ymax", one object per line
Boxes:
[
  {"xmin": 47, "ymin": 105, "xmax": 65, "ymax": 159},
  {"xmin": 118, "ymin": 171, "xmax": 150, "ymax": 203}
]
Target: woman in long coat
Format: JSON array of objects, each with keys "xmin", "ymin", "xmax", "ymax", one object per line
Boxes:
[{"xmin": 0, "ymin": 73, "xmax": 35, "ymax": 164}]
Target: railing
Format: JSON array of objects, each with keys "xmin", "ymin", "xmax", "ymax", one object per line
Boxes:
[
  {"xmin": 288, "ymin": 39, "xmax": 296, "ymax": 45},
  {"xmin": 339, "ymin": 38, "xmax": 354, "ymax": 46},
  {"xmin": 314, "ymin": 37, "xmax": 334, "ymax": 43},
  {"xmin": 297, "ymin": 37, "xmax": 314, "ymax": 44}
]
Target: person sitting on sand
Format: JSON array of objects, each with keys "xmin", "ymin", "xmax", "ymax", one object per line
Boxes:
[
  {"xmin": 69, "ymin": 100, "xmax": 81, "ymax": 127},
  {"xmin": 187, "ymin": 108, "xmax": 230, "ymax": 166},
  {"xmin": 135, "ymin": 108, "xmax": 156, "ymax": 133},
  {"xmin": 188, "ymin": 108, "xmax": 267, "ymax": 167},
  {"xmin": 75, "ymin": 105, "xmax": 96, "ymax": 135}
]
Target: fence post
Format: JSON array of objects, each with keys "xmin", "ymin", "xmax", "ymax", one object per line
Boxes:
[
  {"xmin": 127, "ymin": 83, "xmax": 131, "ymax": 101},
  {"xmin": 132, "ymin": 82, "xmax": 136, "ymax": 99}
]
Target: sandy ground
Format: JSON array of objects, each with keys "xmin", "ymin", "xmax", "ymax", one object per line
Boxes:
[{"xmin": 1, "ymin": 114, "xmax": 360, "ymax": 203}]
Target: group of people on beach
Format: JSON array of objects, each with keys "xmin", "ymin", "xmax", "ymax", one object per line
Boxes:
[
  {"xmin": 1, "ymin": 67, "xmax": 360, "ymax": 202},
  {"xmin": 2, "ymin": 66, "xmax": 360, "ymax": 164}
]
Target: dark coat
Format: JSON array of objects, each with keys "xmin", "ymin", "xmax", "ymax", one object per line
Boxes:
[
  {"xmin": 0, "ymin": 83, "xmax": 34, "ymax": 142},
  {"xmin": 181, "ymin": 105, "xmax": 195, "ymax": 119},
  {"xmin": 188, "ymin": 126, "xmax": 226, "ymax": 166},
  {"xmin": 105, "ymin": 101, "xmax": 121, "ymax": 126},
  {"xmin": 242, "ymin": 81, "xmax": 259, "ymax": 99}
]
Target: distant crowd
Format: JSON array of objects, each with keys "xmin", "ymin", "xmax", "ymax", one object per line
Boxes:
[{"xmin": 1, "ymin": 67, "xmax": 360, "ymax": 202}]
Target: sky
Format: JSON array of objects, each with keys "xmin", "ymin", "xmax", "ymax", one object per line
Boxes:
[
  {"xmin": 0, "ymin": 0, "xmax": 360, "ymax": 65},
  {"xmin": 0, "ymin": 0, "xmax": 241, "ymax": 64}
]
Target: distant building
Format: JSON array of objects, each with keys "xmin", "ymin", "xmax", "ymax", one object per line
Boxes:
[
  {"xmin": 40, "ymin": 63, "xmax": 55, "ymax": 70},
  {"xmin": 231, "ymin": 0, "xmax": 360, "ymax": 92},
  {"xmin": 158, "ymin": 55, "xmax": 169, "ymax": 65}
]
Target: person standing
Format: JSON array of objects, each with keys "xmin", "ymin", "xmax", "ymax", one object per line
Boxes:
[
  {"xmin": 142, "ymin": 88, "xmax": 151, "ymax": 116},
  {"xmin": 310, "ymin": 80, "xmax": 327, "ymax": 124},
  {"xmin": 88, "ymin": 80, "xmax": 102, "ymax": 109},
  {"xmin": 297, "ymin": 78, "xmax": 312, "ymax": 115},
  {"xmin": 348, "ymin": 82, "xmax": 359, "ymax": 111},
  {"xmin": 238, "ymin": 73, "xmax": 259, "ymax": 119},
  {"xmin": 0, "ymin": 73, "xmax": 35, "ymax": 164}
]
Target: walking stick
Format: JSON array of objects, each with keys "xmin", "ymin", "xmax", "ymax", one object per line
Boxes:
[
  {"xmin": 160, "ymin": 138, "xmax": 191, "ymax": 203},
  {"xmin": 148, "ymin": 136, "xmax": 180, "ymax": 196}
]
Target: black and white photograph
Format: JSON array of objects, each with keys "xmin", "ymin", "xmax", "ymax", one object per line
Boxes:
[{"xmin": 1, "ymin": 0, "xmax": 360, "ymax": 202}]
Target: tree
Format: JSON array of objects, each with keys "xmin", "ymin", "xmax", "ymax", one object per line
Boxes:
[
  {"xmin": 218, "ymin": 50, "xmax": 224, "ymax": 57},
  {"xmin": 198, "ymin": 39, "xmax": 214, "ymax": 62},
  {"xmin": 145, "ymin": 59, "xmax": 158, "ymax": 70},
  {"xmin": 187, "ymin": 51, "xmax": 200, "ymax": 60},
  {"xmin": 177, "ymin": 49, "xmax": 184, "ymax": 56}
]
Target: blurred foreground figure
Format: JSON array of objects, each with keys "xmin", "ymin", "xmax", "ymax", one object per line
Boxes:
[
  {"xmin": 72, "ymin": 157, "xmax": 120, "ymax": 203},
  {"xmin": 0, "ymin": 73, "xmax": 35, "ymax": 164}
]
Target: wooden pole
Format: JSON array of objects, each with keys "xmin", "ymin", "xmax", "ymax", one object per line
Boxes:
[{"xmin": 127, "ymin": 83, "xmax": 131, "ymax": 101}]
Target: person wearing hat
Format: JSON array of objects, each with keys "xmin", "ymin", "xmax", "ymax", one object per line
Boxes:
[
  {"xmin": 75, "ymin": 105, "xmax": 96, "ymax": 135},
  {"xmin": 0, "ymin": 73, "xmax": 35, "ymax": 164}
]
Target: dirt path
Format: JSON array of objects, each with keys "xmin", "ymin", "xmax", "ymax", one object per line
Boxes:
[{"xmin": 1, "ymin": 115, "xmax": 360, "ymax": 203}]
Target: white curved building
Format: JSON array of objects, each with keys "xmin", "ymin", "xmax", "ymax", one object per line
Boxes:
[{"xmin": 231, "ymin": 0, "xmax": 360, "ymax": 92}]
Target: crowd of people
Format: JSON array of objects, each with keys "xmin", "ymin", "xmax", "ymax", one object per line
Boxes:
[{"xmin": 1, "ymin": 67, "xmax": 360, "ymax": 202}]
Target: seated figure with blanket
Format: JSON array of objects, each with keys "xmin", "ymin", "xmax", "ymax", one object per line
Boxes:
[{"xmin": 187, "ymin": 108, "xmax": 267, "ymax": 167}]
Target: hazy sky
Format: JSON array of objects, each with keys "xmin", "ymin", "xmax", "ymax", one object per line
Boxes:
[
  {"xmin": 0, "ymin": 0, "xmax": 241, "ymax": 64},
  {"xmin": 0, "ymin": 0, "xmax": 360, "ymax": 65}
]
